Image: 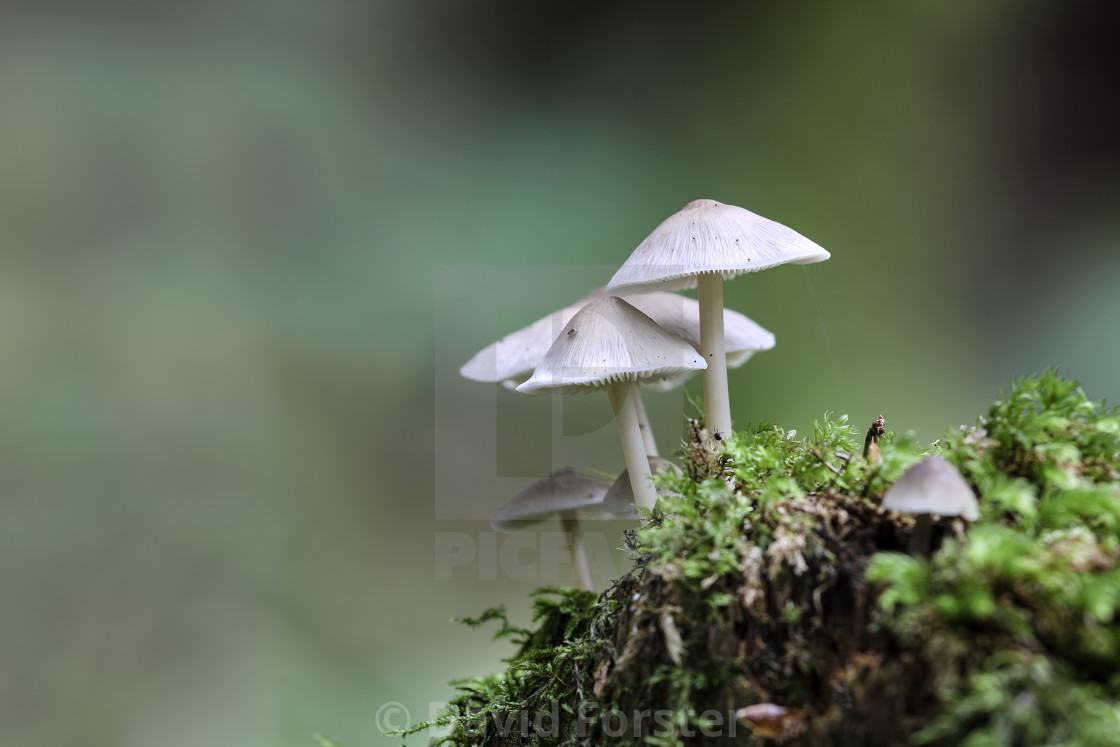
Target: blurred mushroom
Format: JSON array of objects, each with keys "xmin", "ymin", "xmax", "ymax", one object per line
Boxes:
[
  {"xmin": 735, "ymin": 703, "xmax": 803, "ymax": 741},
  {"xmin": 607, "ymin": 199, "xmax": 829, "ymax": 439},
  {"xmin": 601, "ymin": 457, "xmax": 683, "ymax": 518},
  {"xmin": 517, "ymin": 297, "xmax": 705, "ymax": 510},
  {"xmin": 881, "ymin": 456, "xmax": 980, "ymax": 556},
  {"xmin": 490, "ymin": 468, "xmax": 609, "ymax": 591}
]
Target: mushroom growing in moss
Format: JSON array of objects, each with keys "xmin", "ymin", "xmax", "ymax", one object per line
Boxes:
[
  {"xmin": 881, "ymin": 455, "xmax": 980, "ymax": 556},
  {"xmin": 516, "ymin": 297, "xmax": 705, "ymax": 511},
  {"xmin": 606, "ymin": 199, "xmax": 830, "ymax": 440},
  {"xmin": 490, "ymin": 468, "xmax": 608, "ymax": 591}
]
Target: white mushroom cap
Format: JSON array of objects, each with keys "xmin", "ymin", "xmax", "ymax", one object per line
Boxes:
[
  {"xmin": 460, "ymin": 288, "xmax": 613, "ymax": 384},
  {"xmin": 459, "ymin": 301, "xmax": 586, "ymax": 384},
  {"xmin": 490, "ymin": 468, "xmax": 609, "ymax": 532},
  {"xmin": 626, "ymin": 291, "xmax": 775, "ymax": 358},
  {"xmin": 625, "ymin": 291, "xmax": 775, "ymax": 392},
  {"xmin": 881, "ymin": 456, "xmax": 980, "ymax": 521},
  {"xmin": 516, "ymin": 297, "xmax": 706, "ymax": 395},
  {"xmin": 606, "ymin": 199, "xmax": 831, "ymax": 294},
  {"xmin": 601, "ymin": 457, "xmax": 683, "ymax": 517},
  {"xmin": 461, "ymin": 289, "xmax": 764, "ymax": 389}
]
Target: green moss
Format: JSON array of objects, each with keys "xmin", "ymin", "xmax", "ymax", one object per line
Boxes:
[{"xmin": 400, "ymin": 370, "xmax": 1120, "ymax": 745}]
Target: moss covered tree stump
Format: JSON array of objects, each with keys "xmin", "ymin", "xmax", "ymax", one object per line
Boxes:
[{"xmin": 409, "ymin": 372, "xmax": 1120, "ymax": 746}]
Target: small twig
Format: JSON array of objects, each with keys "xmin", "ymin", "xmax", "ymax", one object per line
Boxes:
[{"xmin": 863, "ymin": 414, "xmax": 885, "ymax": 460}]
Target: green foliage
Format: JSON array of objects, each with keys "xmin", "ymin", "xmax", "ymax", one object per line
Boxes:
[
  {"xmin": 413, "ymin": 371, "xmax": 1120, "ymax": 745},
  {"xmin": 392, "ymin": 588, "xmax": 605, "ymax": 744},
  {"xmin": 869, "ymin": 369, "xmax": 1120, "ymax": 744}
]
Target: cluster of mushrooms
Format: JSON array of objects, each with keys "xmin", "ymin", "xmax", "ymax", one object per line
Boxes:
[
  {"xmin": 460, "ymin": 199, "xmax": 830, "ymax": 589},
  {"xmin": 461, "ymin": 199, "xmax": 980, "ymax": 590}
]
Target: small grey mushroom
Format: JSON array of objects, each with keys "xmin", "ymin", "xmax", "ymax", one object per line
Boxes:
[
  {"xmin": 881, "ymin": 456, "xmax": 979, "ymax": 556},
  {"xmin": 490, "ymin": 468, "xmax": 609, "ymax": 591}
]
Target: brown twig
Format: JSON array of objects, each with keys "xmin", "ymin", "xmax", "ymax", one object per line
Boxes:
[{"xmin": 863, "ymin": 414, "xmax": 885, "ymax": 460}]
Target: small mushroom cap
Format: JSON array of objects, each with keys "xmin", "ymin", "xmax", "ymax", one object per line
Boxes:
[
  {"xmin": 490, "ymin": 468, "xmax": 610, "ymax": 532},
  {"xmin": 736, "ymin": 704, "xmax": 801, "ymax": 739},
  {"xmin": 516, "ymin": 297, "xmax": 706, "ymax": 395},
  {"xmin": 881, "ymin": 456, "xmax": 980, "ymax": 521},
  {"xmin": 606, "ymin": 199, "xmax": 831, "ymax": 294},
  {"xmin": 602, "ymin": 457, "xmax": 683, "ymax": 517}
]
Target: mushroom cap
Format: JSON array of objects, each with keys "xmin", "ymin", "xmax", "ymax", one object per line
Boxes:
[
  {"xmin": 490, "ymin": 468, "xmax": 610, "ymax": 532},
  {"xmin": 459, "ymin": 301, "xmax": 586, "ymax": 384},
  {"xmin": 626, "ymin": 291, "xmax": 775, "ymax": 356},
  {"xmin": 881, "ymin": 456, "xmax": 980, "ymax": 521},
  {"xmin": 606, "ymin": 199, "xmax": 831, "ymax": 294},
  {"xmin": 601, "ymin": 457, "xmax": 683, "ymax": 517},
  {"xmin": 461, "ymin": 289, "xmax": 766, "ymax": 388},
  {"xmin": 625, "ymin": 291, "xmax": 775, "ymax": 391},
  {"xmin": 515, "ymin": 297, "xmax": 706, "ymax": 395}
]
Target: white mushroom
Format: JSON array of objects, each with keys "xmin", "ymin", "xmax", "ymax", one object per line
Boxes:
[
  {"xmin": 490, "ymin": 468, "xmax": 609, "ymax": 591},
  {"xmin": 459, "ymin": 290, "xmax": 660, "ymax": 456},
  {"xmin": 881, "ymin": 456, "xmax": 980, "ymax": 556},
  {"xmin": 516, "ymin": 297, "xmax": 705, "ymax": 511},
  {"xmin": 606, "ymin": 199, "xmax": 829, "ymax": 439},
  {"xmin": 461, "ymin": 289, "xmax": 773, "ymax": 454}
]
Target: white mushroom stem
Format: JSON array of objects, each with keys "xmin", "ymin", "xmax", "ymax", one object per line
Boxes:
[
  {"xmin": 606, "ymin": 380, "xmax": 658, "ymax": 510},
  {"xmin": 559, "ymin": 510, "xmax": 592, "ymax": 591},
  {"xmin": 631, "ymin": 387, "xmax": 659, "ymax": 457},
  {"xmin": 697, "ymin": 273, "xmax": 732, "ymax": 440},
  {"xmin": 908, "ymin": 514, "xmax": 934, "ymax": 557}
]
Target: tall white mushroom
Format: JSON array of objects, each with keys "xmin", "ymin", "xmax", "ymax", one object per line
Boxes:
[
  {"xmin": 606, "ymin": 199, "xmax": 830, "ymax": 439},
  {"xmin": 516, "ymin": 297, "xmax": 705, "ymax": 511},
  {"xmin": 881, "ymin": 456, "xmax": 980, "ymax": 556},
  {"xmin": 490, "ymin": 468, "xmax": 609, "ymax": 591}
]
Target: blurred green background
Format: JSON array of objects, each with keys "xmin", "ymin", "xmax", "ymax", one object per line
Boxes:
[{"xmin": 2, "ymin": 1, "xmax": 1118, "ymax": 745}]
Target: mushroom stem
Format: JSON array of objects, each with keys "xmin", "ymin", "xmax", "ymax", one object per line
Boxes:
[
  {"xmin": 908, "ymin": 514, "xmax": 933, "ymax": 557},
  {"xmin": 697, "ymin": 273, "xmax": 732, "ymax": 440},
  {"xmin": 606, "ymin": 380, "xmax": 658, "ymax": 510},
  {"xmin": 559, "ymin": 510, "xmax": 592, "ymax": 591},
  {"xmin": 631, "ymin": 387, "xmax": 659, "ymax": 457}
]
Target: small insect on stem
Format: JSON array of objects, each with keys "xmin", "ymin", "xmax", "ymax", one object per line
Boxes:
[{"xmin": 863, "ymin": 414, "xmax": 885, "ymax": 460}]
